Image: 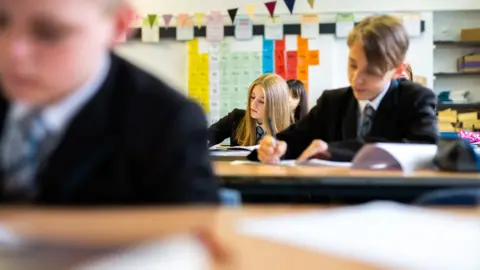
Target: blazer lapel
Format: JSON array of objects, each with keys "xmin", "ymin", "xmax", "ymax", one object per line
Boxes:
[
  {"xmin": 342, "ymin": 89, "xmax": 359, "ymax": 140},
  {"xmin": 36, "ymin": 55, "xmax": 123, "ymax": 200},
  {"xmin": 369, "ymin": 80, "xmax": 398, "ymax": 136}
]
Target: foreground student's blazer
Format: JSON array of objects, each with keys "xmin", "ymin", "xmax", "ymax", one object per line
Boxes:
[
  {"xmin": 0, "ymin": 54, "xmax": 219, "ymax": 205},
  {"xmin": 208, "ymin": 109, "xmax": 245, "ymax": 147},
  {"xmin": 249, "ymin": 80, "xmax": 438, "ymax": 162}
]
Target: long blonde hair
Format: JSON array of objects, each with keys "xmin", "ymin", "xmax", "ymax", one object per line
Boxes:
[{"xmin": 235, "ymin": 73, "xmax": 291, "ymax": 146}]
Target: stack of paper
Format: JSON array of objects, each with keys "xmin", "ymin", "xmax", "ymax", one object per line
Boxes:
[{"xmin": 238, "ymin": 201, "xmax": 480, "ymax": 270}]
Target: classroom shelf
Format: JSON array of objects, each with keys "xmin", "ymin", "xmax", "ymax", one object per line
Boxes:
[
  {"xmin": 434, "ymin": 40, "xmax": 480, "ymax": 47},
  {"xmin": 434, "ymin": 72, "xmax": 480, "ymax": 77},
  {"xmin": 437, "ymin": 103, "xmax": 480, "ymax": 110}
]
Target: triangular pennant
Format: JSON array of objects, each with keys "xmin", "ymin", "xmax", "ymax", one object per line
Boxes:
[
  {"xmin": 163, "ymin": 14, "xmax": 173, "ymax": 28},
  {"xmin": 284, "ymin": 0, "xmax": 296, "ymax": 14},
  {"xmin": 245, "ymin": 4, "xmax": 256, "ymax": 20},
  {"xmin": 307, "ymin": 0, "xmax": 315, "ymax": 9},
  {"xmin": 194, "ymin": 12, "xmax": 205, "ymax": 28},
  {"xmin": 177, "ymin": 13, "xmax": 188, "ymax": 27},
  {"xmin": 227, "ymin": 8, "xmax": 238, "ymax": 23},
  {"xmin": 265, "ymin": 1, "xmax": 277, "ymax": 18},
  {"xmin": 147, "ymin": 14, "xmax": 157, "ymax": 28}
]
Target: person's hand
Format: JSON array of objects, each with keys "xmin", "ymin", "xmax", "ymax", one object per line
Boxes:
[
  {"xmin": 258, "ymin": 135, "xmax": 287, "ymax": 164},
  {"xmin": 296, "ymin": 140, "xmax": 330, "ymax": 162}
]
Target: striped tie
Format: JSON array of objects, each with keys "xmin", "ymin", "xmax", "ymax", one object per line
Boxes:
[
  {"xmin": 359, "ymin": 104, "xmax": 375, "ymax": 138},
  {"xmin": 3, "ymin": 111, "xmax": 46, "ymax": 200}
]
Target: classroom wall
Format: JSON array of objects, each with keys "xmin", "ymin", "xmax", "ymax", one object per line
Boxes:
[
  {"xmin": 115, "ymin": 10, "xmax": 434, "ymax": 106},
  {"xmin": 129, "ymin": 0, "xmax": 480, "ymax": 14}
]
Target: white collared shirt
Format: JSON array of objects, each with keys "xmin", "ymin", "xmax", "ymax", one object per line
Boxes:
[
  {"xmin": 356, "ymin": 81, "xmax": 391, "ymax": 134},
  {"xmin": 5, "ymin": 54, "xmax": 110, "ymax": 135},
  {"xmin": 357, "ymin": 81, "xmax": 391, "ymax": 114}
]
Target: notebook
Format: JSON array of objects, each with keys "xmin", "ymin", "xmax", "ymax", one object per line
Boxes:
[{"xmin": 232, "ymin": 143, "xmax": 438, "ymax": 173}]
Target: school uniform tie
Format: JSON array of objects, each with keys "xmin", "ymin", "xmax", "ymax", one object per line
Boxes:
[
  {"xmin": 2, "ymin": 110, "xmax": 47, "ymax": 200},
  {"xmin": 256, "ymin": 126, "xmax": 265, "ymax": 144},
  {"xmin": 359, "ymin": 104, "xmax": 375, "ymax": 138}
]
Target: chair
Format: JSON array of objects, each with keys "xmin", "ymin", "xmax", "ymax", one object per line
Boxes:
[
  {"xmin": 414, "ymin": 188, "xmax": 480, "ymax": 206},
  {"xmin": 219, "ymin": 188, "xmax": 242, "ymax": 206}
]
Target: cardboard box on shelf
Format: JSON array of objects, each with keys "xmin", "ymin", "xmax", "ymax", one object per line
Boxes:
[
  {"xmin": 460, "ymin": 28, "xmax": 480, "ymax": 42},
  {"xmin": 457, "ymin": 54, "xmax": 480, "ymax": 73}
]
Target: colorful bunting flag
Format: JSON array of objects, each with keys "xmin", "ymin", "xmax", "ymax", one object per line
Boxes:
[
  {"xmin": 284, "ymin": 0, "xmax": 296, "ymax": 14},
  {"xmin": 228, "ymin": 8, "xmax": 238, "ymax": 23},
  {"xmin": 163, "ymin": 14, "xmax": 173, "ymax": 28},
  {"xmin": 147, "ymin": 14, "xmax": 157, "ymax": 28},
  {"xmin": 177, "ymin": 13, "xmax": 189, "ymax": 27},
  {"xmin": 194, "ymin": 12, "xmax": 205, "ymax": 28},
  {"xmin": 265, "ymin": 1, "xmax": 277, "ymax": 18},
  {"xmin": 245, "ymin": 4, "xmax": 256, "ymax": 20},
  {"xmin": 307, "ymin": 0, "xmax": 315, "ymax": 9}
]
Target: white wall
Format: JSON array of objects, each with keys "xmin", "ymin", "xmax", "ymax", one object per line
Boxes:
[{"xmin": 433, "ymin": 10, "xmax": 480, "ymax": 101}]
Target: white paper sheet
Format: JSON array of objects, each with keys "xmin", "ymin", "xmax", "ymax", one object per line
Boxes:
[
  {"xmin": 209, "ymin": 145, "xmax": 259, "ymax": 151},
  {"xmin": 239, "ymin": 201, "xmax": 480, "ymax": 270},
  {"xmin": 141, "ymin": 26, "xmax": 159, "ymax": 43},
  {"xmin": 230, "ymin": 159, "xmax": 351, "ymax": 167},
  {"xmin": 264, "ymin": 22, "xmax": 284, "ymax": 40},
  {"xmin": 176, "ymin": 26, "xmax": 194, "ymax": 41},
  {"xmin": 75, "ymin": 234, "xmax": 209, "ymax": 270}
]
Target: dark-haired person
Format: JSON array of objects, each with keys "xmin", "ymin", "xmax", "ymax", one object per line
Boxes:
[
  {"xmin": 252, "ymin": 15, "xmax": 437, "ymax": 163},
  {"xmin": 287, "ymin": 80, "xmax": 308, "ymax": 123}
]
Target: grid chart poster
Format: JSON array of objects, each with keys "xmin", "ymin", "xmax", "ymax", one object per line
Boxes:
[{"xmin": 187, "ymin": 36, "xmax": 320, "ymax": 125}]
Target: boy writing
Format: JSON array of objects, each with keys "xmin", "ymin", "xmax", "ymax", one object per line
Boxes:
[{"xmin": 254, "ymin": 15, "xmax": 438, "ymax": 163}]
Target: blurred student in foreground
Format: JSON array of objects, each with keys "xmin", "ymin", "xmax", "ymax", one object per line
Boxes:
[
  {"xmin": 208, "ymin": 73, "xmax": 291, "ymax": 147},
  {"xmin": 251, "ymin": 15, "xmax": 438, "ymax": 163},
  {"xmin": 287, "ymin": 79, "xmax": 308, "ymax": 123},
  {"xmin": 0, "ymin": 0, "xmax": 219, "ymax": 204}
]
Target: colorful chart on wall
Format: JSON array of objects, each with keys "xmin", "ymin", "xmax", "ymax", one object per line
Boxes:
[{"xmin": 187, "ymin": 35, "xmax": 322, "ymax": 125}]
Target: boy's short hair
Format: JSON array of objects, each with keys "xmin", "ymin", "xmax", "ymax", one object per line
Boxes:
[{"xmin": 347, "ymin": 15, "xmax": 409, "ymax": 76}]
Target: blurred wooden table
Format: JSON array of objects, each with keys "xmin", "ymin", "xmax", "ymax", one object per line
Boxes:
[{"xmin": 0, "ymin": 206, "xmax": 478, "ymax": 269}]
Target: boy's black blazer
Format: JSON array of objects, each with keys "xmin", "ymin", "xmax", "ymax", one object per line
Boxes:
[
  {"xmin": 0, "ymin": 53, "xmax": 219, "ymax": 205},
  {"xmin": 249, "ymin": 80, "xmax": 438, "ymax": 162},
  {"xmin": 208, "ymin": 109, "xmax": 245, "ymax": 147}
]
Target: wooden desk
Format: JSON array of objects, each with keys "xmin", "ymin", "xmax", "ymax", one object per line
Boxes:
[
  {"xmin": 214, "ymin": 161, "xmax": 480, "ymax": 203},
  {"xmin": 0, "ymin": 206, "xmax": 478, "ymax": 269}
]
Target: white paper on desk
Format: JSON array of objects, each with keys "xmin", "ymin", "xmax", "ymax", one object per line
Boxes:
[
  {"xmin": 238, "ymin": 201, "xmax": 480, "ymax": 270},
  {"xmin": 75, "ymin": 234, "xmax": 209, "ymax": 270},
  {"xmin": 209, "ymin": 144, "xmax": 259, "ymax": 151},
  {"xmin": 351, "ymin": 143, "xmax": 437, "ymax": 173},
  {"xmin": 230, "ymin": 159, "xmax": 351, "ymax": 167}
]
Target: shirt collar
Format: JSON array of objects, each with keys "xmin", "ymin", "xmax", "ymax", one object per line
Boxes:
[
  {"xmin": 9, "ymin": 54, "xmax": 111, "ymax": 133},
  {"xmin": 358, "ymin": 81, "xmax": 391, "ymax": 113}
]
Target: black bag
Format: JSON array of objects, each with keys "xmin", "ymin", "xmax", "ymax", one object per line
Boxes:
[{"xmin": 434, "ymin": 137, "xmax": 480, "ymax": 172}]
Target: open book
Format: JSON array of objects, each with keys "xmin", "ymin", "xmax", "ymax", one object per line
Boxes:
[
  {"xmin": 209, "ymin": 144, "xmax": 259, "ymax": 152},
  {"xmin": 232, "ymin": 143, "xmax": 438, "ymax": 173}
]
